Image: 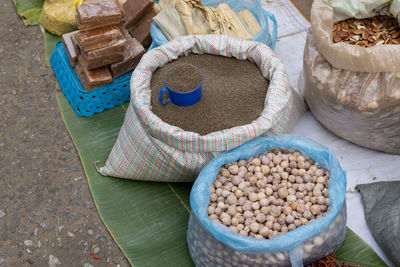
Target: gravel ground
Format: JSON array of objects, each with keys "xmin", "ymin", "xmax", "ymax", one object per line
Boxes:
[
  {"xmin": 0, "ymin": 0, "xmax": 311, "ymax": 266},
  {"xmin": 0, "ymin": 0, "xmax": 129, "ymax": 266}
]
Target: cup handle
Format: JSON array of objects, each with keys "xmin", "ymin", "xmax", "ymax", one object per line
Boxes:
[{"xmin": 159, "ymin": 87, "xmax": 171, "ymax": 105}]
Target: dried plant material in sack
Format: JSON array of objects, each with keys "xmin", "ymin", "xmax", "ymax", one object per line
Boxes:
[
  {"xmin": 175, "ymin": 0, "xmax": 196, "ymax": 34},
  {"xmin": 312, "ymin": 0, "xmax": 400, "ymax": 72},
  {"xmin": 200, "ymin": 6, "xmax": 221, "ymax": 34},
  {"xmin": 303, "ymin": 30, "xmax": 400, "ymax": 154},
  {"xmin": 154, "ymin": 0, "xmax": 178, "ymax": 12},
  {"xmin": 238, "ymin": 9, "xmax": 262, "ymax": 36},
  {"xmin": 191, "ymin": 7, "xmax": 211, "ymax": 34},
  {"xmin": 153, "ymin": 4, "xmax": 187, "ymax": 40},
  {"xmin": 173, "ymin": 1, "xmax": 256, "ymax": 39},
  {"xmin": 216, "ymin": 3, "xmax": 253, "ymax": 40},
  {"xmin": 332, "ymin": 15, "xmax": 400, "ymax": 47}
]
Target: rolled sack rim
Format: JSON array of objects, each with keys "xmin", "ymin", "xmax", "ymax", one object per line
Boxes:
[
  {"xmin": 311, "ymin": 0, "xmax": 400, "ymax": 73},
  {"xmin": 129, "ymin": 34, "xmax": 302, "ymax": 153}
]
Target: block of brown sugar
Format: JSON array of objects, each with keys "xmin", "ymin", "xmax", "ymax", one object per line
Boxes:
[
  {"xmin": 77, "ymin": 0, "xmax": 122, "ymax": 31},
  {"xmin": 81, "ymin": 38, "xmax": 126, "ymax": 69},
  {"xmin": 122, "ymin": 0, "xmax": 153, "ymax": 29},
  {"xmin": 62, "ymin": 30, "xmax": 80, "ymax": 66},
  {"xmin": 128, "ymin": 8, "xmax": 156, "ymax": 48},
  {"xmin": 74, "ymin": 26, "xmax": 123, "ymax": 52},
  {"xmin": 75, "ymin": 57, "xmax": 113, "ymax": 91},
  {"xmin": 110, "ymin": 31, "xmax": 145, "ymax": 78}
]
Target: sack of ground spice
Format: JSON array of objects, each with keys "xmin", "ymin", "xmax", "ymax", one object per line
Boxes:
[
  {"xmin": 302, "ymin": 0, "xmax": 400, "ymax": 154},
  {"xmin": 189, "ymin": 134, "xmax": 346, "ymax": 266},
  {"xmin": 98, "ymin": 35, "xmax": 305, "ymax": 182}
]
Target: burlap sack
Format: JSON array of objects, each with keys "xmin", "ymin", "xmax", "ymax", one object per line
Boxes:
[{"xmin": 303, "ymin": 0, "xmax": 400, "ymax": 154}]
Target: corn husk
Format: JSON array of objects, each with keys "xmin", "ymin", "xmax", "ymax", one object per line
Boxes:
[
  {"xmin": 215, "ymin": 3, "xmax": 253, "ymax": 40},
  {"xmin": 238, "ymin": 9, "xmax": 261, "ymax": 36},
  {"xmin": 191, "ymin": 7, "xmax": 211, "ymax": 34},
  {"xmin": 175, "ymin": 0, "xmax": 196, "ymax": 34},
  {"xmin": 153, "ymin": 4, "xmax": 187, "ymax": 40},
  {"xmin": 154, "ymin": 0, "xmax": 178, "ymax": 12},
  {"xmin": 199, "ymin": 6, "xmax": 221, "ymax": 34}
]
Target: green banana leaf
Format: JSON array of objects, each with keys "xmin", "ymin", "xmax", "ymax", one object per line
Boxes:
[
  {"xmin": 56, "ymin": 92, "xmax": 194, "ymax": 267},
  {"xmin": 336, "ymin": 228, "xmax": 387, "ymax": 267},
  {"xmin": 44, "ymin": 30, "xmax": 61, "ymax": 64},
  {"xmin": 13, "ymin": 0, "xmax": 43, "ymax": 26},
  {"xmin": 56, "ymin": 91, "xmax": 387, "ymax": 267}
]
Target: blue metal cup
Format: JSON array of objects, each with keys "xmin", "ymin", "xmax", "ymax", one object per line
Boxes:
[{"xmin": 158, "ymin": 64, "xmax": 203, "ymax": 106}]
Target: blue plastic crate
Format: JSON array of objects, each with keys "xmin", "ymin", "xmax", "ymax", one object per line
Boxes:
[{"xmin": 50, "ymin": 41, "xmax": 132, "ymax": 117}]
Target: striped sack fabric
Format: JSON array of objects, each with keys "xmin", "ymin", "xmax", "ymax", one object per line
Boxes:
[{"xmin": 98, "ymin": 34, "xmax": 306, "ymax": 182}]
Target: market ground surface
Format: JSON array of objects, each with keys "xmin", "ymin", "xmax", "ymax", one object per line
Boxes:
[
  {"xmin": 0, "ymin": 0, "xmax": 129, "ymax": 266},
  {"xmin": 0, "ymin": 0, "xmax": 310, "ymax": 266}
]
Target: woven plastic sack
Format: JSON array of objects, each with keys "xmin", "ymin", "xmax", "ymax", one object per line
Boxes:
[
  {"xmin": 98, "ymin": 35, "xmax": 305, "ymax": 182},
  {"xmin": 302, "ymin": 0, "xmax": 400, "ymax": 154},
  {"xmin": 356, "ymin": 181, "xmax": 400, "ymax": 266},
  {"xmin": 150, "ymin": 0, "xmax": 278, "ymax": 50},
  {"xmin": 189, "ymin": 134, "xmax": 347, "ymax": 266}
]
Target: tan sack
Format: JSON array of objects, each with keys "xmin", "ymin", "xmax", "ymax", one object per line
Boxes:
[
  {"xmin": 303, "ymin": 30, "xmax": 400, "ymax": 154},
  {"xmin": 312, "ymin": 0, "xmax": 400, "ymax": 73}
]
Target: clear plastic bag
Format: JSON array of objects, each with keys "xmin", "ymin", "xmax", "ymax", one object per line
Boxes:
[
  {"xmin": 304, "ymin": 0, "xmax": 400, "ymax": 154},
  {"xmin": 322, "ymin": 0, "xmax": 391, "ymax": 20},
  {"xmin": 322, "ymin": 0, "xmax": 400, "ymax": 23},
  {"xmin": 150, "ymin": 0, "xmax": 278, "ymax": 49},
  {"xmin": 189, "ymin": 135, "xmax": 347, "ymax": 266}
]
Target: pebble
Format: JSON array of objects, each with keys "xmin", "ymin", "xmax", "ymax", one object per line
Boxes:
[
  {"xmin": 48, "ymin": 255, "xmax": 61, "ymax": 267},
  {"xmin": 67, "ymin": 231, "xmax": 75, "ymax": 238},
  {"xmin": 24, "ymin": 240, "xmax": 34, "ymax": 247},
  {"xmin": 0, "ymin": 210, "xmax": 5, "ymax": 218},
  {"xmin": 83, "ymin": 263, "xmax": 94, "ymax": 267},
  {"xmin": 88, "ymin": 229, "xmax": 94, "ymax": 236}
]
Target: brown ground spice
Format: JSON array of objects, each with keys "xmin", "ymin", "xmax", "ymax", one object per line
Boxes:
[
  {"xmin": 165, "ymin": 63, "xmax": 202, "ymax": 92},
  {"xmin": 151, "ymin": 53, "xmax": 269, "ymax": 135}
]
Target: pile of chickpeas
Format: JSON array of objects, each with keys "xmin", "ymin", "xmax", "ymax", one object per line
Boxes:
[{"xmin": 208, "ymin": 149, "xmax": 330, "ymax": 239}]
